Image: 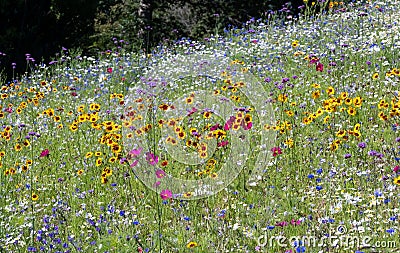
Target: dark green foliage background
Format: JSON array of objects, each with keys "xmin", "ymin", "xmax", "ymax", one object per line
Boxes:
[{"xmin": 0, "ymin": 0, "xmax": 338, "ymax": 81}]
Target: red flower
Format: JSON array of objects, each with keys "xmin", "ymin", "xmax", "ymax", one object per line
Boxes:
[
  {"xmin": 394, "ymin": 166, "xmax": 399, "ymax": 173},
  {"xmin": 271, "ymin": 147, "xmax": 282, "ymax": 157},
  {"xmin": 107, "ymin": 67, "xmax": 113, "ymax": 73},
  {"xmin": 40, "ymin": 149, "xmax": 49, "ymax": 157},
  {"xmin": 316, "ymin": 62, "xmax": 324, "ymax": 72}
]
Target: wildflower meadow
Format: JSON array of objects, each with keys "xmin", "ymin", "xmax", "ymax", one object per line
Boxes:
[{"xmin": 0, "ymin": 1, "xmax": 399, "ymax": 252}]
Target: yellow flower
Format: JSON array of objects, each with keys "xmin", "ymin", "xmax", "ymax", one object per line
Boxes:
[
  {"xmin": 210, "ymin": 172, "xmax": 218, "ymax": 179},
  {"xmin": 347, "ymin": 106, "xmax": 356, "ymax": 116},
  {"xmin": 394, "ymin": 176, "xmax": 400, "ymax": 186},
  {"xmin": 336, "ymin": 129, "xmax": 346, "ymax": 138},
  {"xmin": 278, "ymin": 94, "xmax": 288, "ymax": 103},
  {"xmin": 203, "ymin": 111, "xmax": 212, "ymax": 119},
  {"xmin": 326, "ymin": 86, "xmax": 335, "ymax": 96},
  {"xmin": 187, "ymin": 241, "xmax": 198, "ymax": 248},
  {"xmin": 284, "ymin": 138, "xmax": 294, "ymax": 148},
  {"xmin": 291, "ymin": 40, "xmax": 299, "ymax": 47},
  {"xmin": 353, "ymin": 96, "xmax": 362, "ymax": 108},
  {"xmin": 344, "ymin": 97, "xmax": 352, "ymax": 105},
  {"xmin": 285, "ymin": 110, "xmax": 294, "ymax": 117},
  {"xmin": 14, "ymin": 143, "xmax": 22, "ymax": 152},
  {"xmin": 312, "ymin": 90, "xmax": 320, "ymax": 99},
  {"xmin": 32, "ymin": 193, "xmax": 39, "ymax": 201},
  {"xmin": 372, "ymin": 73, "xmax": 379, "ymax": 80},
  {"xmin": 183, "ymin": 192, "xmax": 193, "ymax": 198},
  {"xmin": 96, "ymin": 158, "xmax": 103, "ymax": 167}
]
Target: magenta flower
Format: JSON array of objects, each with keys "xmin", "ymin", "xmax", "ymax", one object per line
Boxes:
[
  {"xmin": 275, "ymin": 221, "xmax": 288, "ymax": 227},
  {"xmin": 291, "ymin": 219, "xmax": 301, "ymax": 226},
  {"xmin": 153, "ymin": 181, "xmax": 161, "ymax": 188},
  {"xmin": 224, "ymin": 116, "xmax": 236, "ymax": 130},
  {"xmin": 245, "ymin": 122, "xmax": 252, "ymax": 130},
  {"xmin": 217, "ymin": 140, "xmax": 229, "ymax": 147},
  {"xmin": 146, "ymin": 152, "xmax": 159, "ymax": 165},
  {"xmin": 40, "ymin": 149, "xmax": 50, "ymax": 158},
  {"xmin": 107, "ymin": 67, "xmax": 113, "ymax": 73},
  {"xmin": 316, "ymin": 62, "xmax": 324, "ymax": 72},
  {"xmin": 271, "ymin": 147, "xmax": 282, "ymax": 157},
  {"xmin": 130, "ymin": 160, "xmax": 139, "ymax": 167},
  {"xmin": 210, "ymin": 124, "xmax": 221, "ymax": 131},
  {"xmin": 129, "ymin": 147, "xmax": 142, "ymax": 157},
  {"xmin": 187, "ymin": 107, "xmax": 197, "ymax": 116},
  {"xmin": 394, "ymin": 166, "xmax": 399, "ymax": 173},
  {"xmin": 155, "ymin": 169, "xmax": 166, "ymax": 178},
  {"xmin": 160, "ymin": 189, "xmax": 172, "ymax": 200}
]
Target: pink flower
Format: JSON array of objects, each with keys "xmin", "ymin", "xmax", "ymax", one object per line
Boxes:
[
  {"xmin": 316, "ymin": 62, "xmax": 324, "ymax": 72},
  {"xmin": 5, "ymin": 107, "xmax": 12, "ymax": 113},
  {"xmin": 187, "ymin": 107, "xmax": 197, "ymax": 116},
  {"xmin": 40, "ymin": 149, "xmax": 50, "ymax": 158},
  {"xmin": 291, "ymin": 219, "xmax": 301, "ymax": 226},
  {"xmin": 130, "ymin": 160, "xmax": 139, "ymax": 167},
  {"xmin": 155, "ymin": 169, "xmax": 166, "ymax": 178},
  {"xmin": 217, "ymin": 140, "xmax": 229, "ymax": 147},
  {"xmin": 245, "ymin": 122, "xmax": 252, "ymax": 130},
  {"xmin": 160, "ymin": 189, "xmax": 172, "ymax": 200},
  {"xmin": 146, "ymin": 152, "xmax": 159, "ymax": 165},
  {"xmin": 275, "ymin": 221, "xmax": 288, "ymax": 227},
  {"xmin": 129, "ymin": 147, "xmax": 142, "ymax": 157},
  {"xmin": 309, "ymin": 57, "xmax": 319, "ymax": 64},
  {"xmin": 153, "ymin": 181, "xmax": 161, "ymax": 188},
  {"xmin": 224, "ymin": 116, "xmax": 236, "ymax": 130},
  {"xmin": 394, "ymin": 166, "xmax": 399, "ymax": 173},
  {"xmin": 210, "ymin": 124, "xmax": 221, "ymax": 131},
  {"xmin": 271, "ymin": 147, "xmax": 282, "ymax": 157},
  {"xmin": 107, "ymin": 67, "xmax": 113, "ymax": 73}
]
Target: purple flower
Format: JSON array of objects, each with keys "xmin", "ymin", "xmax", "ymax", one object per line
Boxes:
[
  {"xmin": 282, "ymin": 77, "xmax": 290, "ymax": 83},
  {"xmin": 358, "ymin": 142, "xmax": 366, "ymax": 148},
  {"xmin": 344, "ymin": 154, "xmax": 351, "ymax": 159}
]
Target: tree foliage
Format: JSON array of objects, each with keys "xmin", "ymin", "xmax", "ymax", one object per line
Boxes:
[{"xmin": 1, "ymin": 0, "xmax": 334, "ymax": 81}]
